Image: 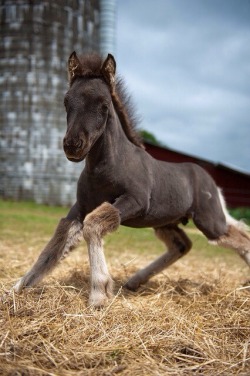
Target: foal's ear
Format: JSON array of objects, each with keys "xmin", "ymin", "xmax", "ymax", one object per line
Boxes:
[
  {"xmin": 101, "ymin": 54, "xmax": 116, "ymax": 88},
  {"xmin": 68, "ymin": 51, "xmax": 81, "ymax": 82}
]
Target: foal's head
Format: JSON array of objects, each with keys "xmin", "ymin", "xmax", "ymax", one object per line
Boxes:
[
  {"xmin": 63, "ymin": 52, "xmax": 116, "ymax": 162},
  {"xmin": 63, "ymin": 52, "xmax": 144, "ymax": 162}
]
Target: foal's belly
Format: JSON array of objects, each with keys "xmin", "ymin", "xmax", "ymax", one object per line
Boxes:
[
  {"xmin": 121, "ymin": 213, "xmax": 189, "ymax": 229},
  {"xmin": 121, "ymin": 188, "xmax": 193, "ymax": 229}
]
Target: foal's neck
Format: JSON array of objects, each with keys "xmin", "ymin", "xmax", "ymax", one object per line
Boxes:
[{"xmin": 85, "ymin": 106, "xmax": 133, "ymax": 172}]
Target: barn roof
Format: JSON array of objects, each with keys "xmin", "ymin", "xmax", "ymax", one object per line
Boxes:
[{"xmin": 144, "ymin": 142, "xmax": 250, "ymax": 178}]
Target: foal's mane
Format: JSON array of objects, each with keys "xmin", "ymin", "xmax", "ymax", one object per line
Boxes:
[{"xmin": 69, "ymin": 53, "xmax": 144, "ymax": 148}]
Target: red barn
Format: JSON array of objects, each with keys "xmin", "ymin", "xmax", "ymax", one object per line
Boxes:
[{"xmin": 145, "ymin": 142, "xmax": 250, "ymax": 208}]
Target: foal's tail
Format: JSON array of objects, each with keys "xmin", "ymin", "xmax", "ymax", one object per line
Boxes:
[
  {"xmin": 214, "ymin": 188, "xmax": 250, "ymax": 266},
  {"xmin": 217, "ymin": 188, "xmax": 249, "ymax": 232}
]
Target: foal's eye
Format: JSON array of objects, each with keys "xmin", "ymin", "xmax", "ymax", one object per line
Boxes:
[{"xmin": 101, "ymin": 104, "xmax": 109, "ymax": 113}]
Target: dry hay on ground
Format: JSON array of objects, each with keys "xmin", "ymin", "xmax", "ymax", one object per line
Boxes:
[{"xmin": 0, "ymin": 240, "xmax": 250, "ymax": 376}]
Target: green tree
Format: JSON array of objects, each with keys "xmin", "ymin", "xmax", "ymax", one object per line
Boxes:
[{"xmin": 140, "ymin": 130, "xmax": 166, "ymax": 147}]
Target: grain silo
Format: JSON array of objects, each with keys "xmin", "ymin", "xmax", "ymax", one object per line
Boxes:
[{"xmin": 0, "ymin": 0, "xmax": 116, "ymax": 205}]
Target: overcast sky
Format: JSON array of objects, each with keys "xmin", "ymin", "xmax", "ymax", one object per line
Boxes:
[{"xmin": 116, "ymin": 0, "xmax": 250, "ymax": 173}]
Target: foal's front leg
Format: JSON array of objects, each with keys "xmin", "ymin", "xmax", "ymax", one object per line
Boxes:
[
  {"xmin": 14, "ymin": 218, "xmax": 83, "ymax": 293},
  {"xmin": 83, "ymin": 202, "xmax": 120, "ymax": 307}
]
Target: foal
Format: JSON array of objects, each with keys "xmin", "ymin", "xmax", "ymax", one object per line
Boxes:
[{"xmin": 14, "ymin": 52, "xmax": 250, "ymax": 307}]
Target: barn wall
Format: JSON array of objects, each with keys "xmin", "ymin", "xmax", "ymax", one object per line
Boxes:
[
  {"xmin": 211, "ymin": 166, "xmax": 250, "ymax": 208},
  {"xmin": 0, "ymin": 0, "xmax": 101, "ymax": 205}
]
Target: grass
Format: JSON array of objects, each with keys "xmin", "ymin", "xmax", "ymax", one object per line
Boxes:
[
  {"xmin": 229, "ymin": 207, "xmax": 250, "ymax": 225},
  {"xmin": 0, "ymin": 199, "xmax": 250, "ymax": 375}
]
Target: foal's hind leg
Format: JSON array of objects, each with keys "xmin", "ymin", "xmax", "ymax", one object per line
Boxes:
[
  {"xmin": 13, "ymin": 218, "xmax": 83, "ymax": 293},
  {"xmin": 125, "ymin": 225, "xmax": 192, "ymax": 291},
  {"xmin": 210, "ymin": 225, "xmax": 250, "ymax": 266},
  {"xmin": 192, "ymin": 187, "xmax": 250, "ymax": 267}
]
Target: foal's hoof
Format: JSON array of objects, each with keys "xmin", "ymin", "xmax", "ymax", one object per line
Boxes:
[
  {"xmin": 88, "ymin": 277, "xmax": 114, "ymax": 308},
  {"xmin": 124, "ymin": 278, "xmax": 141, "ymax": 292},
  {"xmin": 89, "ymin": 299, "xmax": 108, "ymax": 309},
  {"xmin": 13, "ymin": 278, "xmax": 24, "ymax": 294},
  {"xmin": 88, "ymin": 292, "xmax": 111, "ymax": 309}
]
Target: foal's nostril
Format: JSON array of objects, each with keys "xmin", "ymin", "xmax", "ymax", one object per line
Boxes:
[
  {"xmin": 76, "ymin": 139, "xmax": 83, "ymax": 149},
  {"xmin": 63, "ymin": 138, "xmax": 83, "ymax": 149}
]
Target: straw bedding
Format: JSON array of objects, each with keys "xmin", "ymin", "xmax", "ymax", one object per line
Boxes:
[{"xmin": 0, "ymin": 234, "xmax": 249, "ymax": 375}]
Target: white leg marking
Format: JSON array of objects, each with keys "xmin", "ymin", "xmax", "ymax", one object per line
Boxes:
[
  {"xmin": 209, "ymin": 225, "xmax": 250, "ymax": 267},
  {"xmin": 87, "ymin": 238, "xmax": 113, "ymax": 308},
  {"xmin": 60, "ymin": 221, "xmax": 83, "ymax": 260},
  {"xmin": 83, "ymin": 203, "xmax": 120, "ymax": 307}
]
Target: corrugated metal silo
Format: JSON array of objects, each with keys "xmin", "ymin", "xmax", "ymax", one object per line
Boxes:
[
  {"xmin": 0, "ymin": 0, "xmax": 115, "ymax": 205},
  {"xmin": 100, "ymin": 0, "xmax": 116, "ymax": 56}
]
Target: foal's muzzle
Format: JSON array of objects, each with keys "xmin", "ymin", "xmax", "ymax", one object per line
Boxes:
[{"xmin": 63, "ymin": 137, "xmax": 86, "ymax": 162}]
